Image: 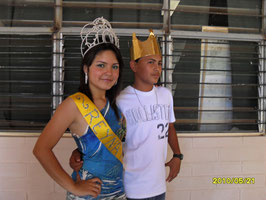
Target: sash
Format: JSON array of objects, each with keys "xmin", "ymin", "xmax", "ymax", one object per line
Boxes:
[{"xmin": 70, "ymin": 92, "xmax": 123, "ymax": 164}]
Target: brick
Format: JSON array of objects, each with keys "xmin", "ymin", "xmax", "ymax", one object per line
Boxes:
[
  {"xmin": 0, "ymin": 191, "xmax": 26, "ymax": 200},
  {"xmin": 26, "ymin": 176, "xmax": 54, "ymax": 192},
  {"xmin": 241, "ymin": 161, "xmax": 265, "ymax": 174},
  {"xmin": 25, "ymin": 137, "xmax": 38, "ymax": 147},
  {"xmin": 27, "ymin": 163, "xmax": 50, "ymax": 177},
  {"xmin": 219, "ymin": 147, "xmax": 264, "ymax": 162},
  {"xmin": 191, "ymin": 189, "xmax": 239, "ymax": 200},
  {"xmin": 182, "ymin": 149, "xmax": 218, "ymax": 163},
  {"xmin": 0, "ymin": 163, "xmax": 27, "ymax": 178},
  {"xmin": 27, "ymin": 191, "xmax": 66, "ymax": 200},
  {"xmin": 193, "ymin": 137, "xmax": 243, "ymax": 148},
  {"xmin": 0, "ymin": 147, "xmax": 31, "ymax": 163},
  {"xmin": 167, "ymin": 176, "xmax": 216, "ymax": 191},
  {"xmin": 241, "ymin": 188, "xmax": 266, "ymax": 200},
  {"xmin": 243, "ymin": 136, "xmax": 266, "ymax": 147},
  {"xmin": 0, "ymin": 177, "xmax": 27, "ymax": 191},
  {"xmin": 166, "ymin": 190, "xmax": 190, "ymax": 200},
  {"xmin": 193, "ymin": 162, "xmax": 241, "ymax": 176},
  {"xmin": 178, "ymin": 137, "xmax": 193, "ymax": 150},
  {"xmin": 0, "ymin": 137, "xmax": 26, "ymax": 148}
]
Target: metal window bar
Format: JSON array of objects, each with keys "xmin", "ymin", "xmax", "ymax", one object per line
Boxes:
[
  {"xmin": 52, "ymin": 33, "xmax": 64, "ymax": 113},
  {"xmin": 169, "ymin": 38, "xmax": 262, "ymax": 133},
  {"xmin": 0, "ymin": 34, "xmax": 52, "ymax": 131},
  {"xmin": 258, "ymin": 40, "xmax": 266, "ymax": 133},
  {"xmin": 0, "ymin": 0, "xmax": 262, "ymax": 33},
  {"xmin": 52, "ymin": 0, "xmax": 64, "ymax": 113}
]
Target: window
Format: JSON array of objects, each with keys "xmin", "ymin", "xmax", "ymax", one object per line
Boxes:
[
  {"xmin": 0, "ymin": 34, "xmax": 52, "ymax": 131},
  {"xmin": 0, "ymin": 0, "xmax": 265, "ymax": 135},
  {"xmin": 170, "ymin": 38, "xmax": 260, "ymax": 133}
]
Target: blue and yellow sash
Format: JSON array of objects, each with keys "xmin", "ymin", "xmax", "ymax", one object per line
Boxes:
[{"xmin": 70, "ymin": 92, "xmax": 123, "ymax": 164}]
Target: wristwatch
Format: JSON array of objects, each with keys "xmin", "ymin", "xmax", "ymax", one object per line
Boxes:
[{"xmin": 173, "ymin": 153, "xmax": 183, "ymax": 160}]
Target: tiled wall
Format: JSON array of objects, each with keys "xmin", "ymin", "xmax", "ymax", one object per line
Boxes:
[
  {"xmin": 166, "ymin": 136, "xmax": 266, "ymax": 200},
  {"xmin": 0, "ymin": 136, "xmax": 265, "ymax": 200},
  {"xmin": 0, "ymin": 137, "xmax": 75, "ymax": 200}
]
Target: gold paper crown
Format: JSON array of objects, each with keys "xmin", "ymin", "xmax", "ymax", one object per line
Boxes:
[{"xmin": 130, "ymin": 30, "xmax": 161, "ymax": 61}]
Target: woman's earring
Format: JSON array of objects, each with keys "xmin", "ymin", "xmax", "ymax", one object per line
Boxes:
[
  {"xmin": 85, "ymin": 73, "xmax": 88, "ymax": 84},
  {"xmin": 114, "ymin": 81, "xmax": 117, "ymax": 86}
]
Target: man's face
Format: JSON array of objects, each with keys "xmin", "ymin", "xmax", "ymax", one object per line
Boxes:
[{"xmin": 132, "ymin": 55, "xmax": 162, "ymax": 87}]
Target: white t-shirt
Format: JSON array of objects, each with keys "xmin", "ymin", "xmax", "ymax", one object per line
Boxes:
[{"xmin": 116, "ymin": 86, "xmax": 176, "ymax": 199}]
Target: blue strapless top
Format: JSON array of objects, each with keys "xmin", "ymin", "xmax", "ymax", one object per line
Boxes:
[{"xmin": 67, "ymin": 101, "xmax": 126, "ymax": 200}]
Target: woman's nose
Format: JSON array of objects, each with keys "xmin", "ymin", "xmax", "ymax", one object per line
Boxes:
[{"xmin": 105, "ymin": 66, "xmax": 113, "ymax": 74}]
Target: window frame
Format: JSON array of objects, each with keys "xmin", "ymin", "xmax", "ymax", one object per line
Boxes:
[{"xmin": 0, "ymin": 0, "xmax": 265, "ymax": 137}]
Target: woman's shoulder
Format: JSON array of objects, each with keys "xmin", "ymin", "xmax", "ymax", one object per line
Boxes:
[{"xmin": 55, "ymin": 95, "xmax": 79, "ymax": 115}]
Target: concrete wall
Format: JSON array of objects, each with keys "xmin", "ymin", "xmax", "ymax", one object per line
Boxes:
[{"xmin": 0, "ymin": 136, "xmax": 265, "ymax": 200}]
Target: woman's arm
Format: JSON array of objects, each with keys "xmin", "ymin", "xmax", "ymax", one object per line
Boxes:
[{"xmin": 33, "ymin": 97, "xmax": 102, "ymax": 197}]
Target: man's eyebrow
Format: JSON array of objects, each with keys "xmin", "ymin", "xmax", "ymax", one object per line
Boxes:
[
  {"xmin": 147, "ymin": 58, "xmax": 160, "ymax": 62},
  {"xmin": 147, "ymin": 58, "xmax": 162, "ymax": 63}
]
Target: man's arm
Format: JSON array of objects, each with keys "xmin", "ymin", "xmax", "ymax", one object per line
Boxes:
[
  {"xmin": 69, "ymin": 149, "xmax": 83, "ymax": 172},
  {"xmin": 165, "ymin": 122, "xmax": 182, "ymax": 182}
]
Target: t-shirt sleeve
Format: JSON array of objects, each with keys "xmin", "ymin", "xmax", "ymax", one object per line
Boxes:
[{"xmin": 168, "ymin": 89, "xmax": 176, "ymax": 123}]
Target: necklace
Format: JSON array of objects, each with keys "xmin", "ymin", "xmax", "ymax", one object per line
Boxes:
[{"xmin": 133, "ymin": 86, "xmax": 159, "ymax": 112}]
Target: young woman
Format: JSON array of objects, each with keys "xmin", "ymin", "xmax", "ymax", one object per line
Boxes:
[{"xmin": 33, "ymin": 18, "xmax": 126, "ymax": 200}]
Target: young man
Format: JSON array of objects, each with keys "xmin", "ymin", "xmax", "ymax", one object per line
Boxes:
[{"xmin": 70, "ymin": 30, "xmax": 183, "ymax": 200}]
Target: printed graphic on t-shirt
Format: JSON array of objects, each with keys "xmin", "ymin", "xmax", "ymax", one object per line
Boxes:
[
  {"xmin": 157, "ymin": 122, "xmax": 169, "ymax": 140},
  {"xmin": 124, "ymin": 104, "xmax": 170, "ymax": 140},
  {"xmin": 124, "ymin": 104, "xmax": 170, "ymax": 126}
]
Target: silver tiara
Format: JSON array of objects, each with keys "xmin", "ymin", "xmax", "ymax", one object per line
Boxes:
[{"xmin": 80, "ymin": 17, "xmax": 119, "ymax": 57}]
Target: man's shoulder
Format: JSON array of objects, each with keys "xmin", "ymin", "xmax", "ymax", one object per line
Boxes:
[
  {"xmin": 118, "ymin": 86, "xmax": 133, "ymax": 97},
  {"xmin": 117, "ymin": 86, "xmax": 133, "ymax": 103},
  {"xmin": 156, "ymin": 86, "xmax": 172, "ymax": 95}
]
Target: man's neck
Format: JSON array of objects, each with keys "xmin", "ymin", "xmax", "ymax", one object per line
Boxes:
[{"xmin": 133, "ymin": 82, "xmax": 153, "ymax": 92}]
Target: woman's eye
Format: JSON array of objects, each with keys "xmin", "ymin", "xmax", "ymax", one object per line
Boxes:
[
  {"xmin": 112, "ymin": 65, "xmax": 119, "ymax": 69},
  {"xmin": 148, "ymin": 61, "xmax": 154, "ymax": 64},
  {"xmin": 97, "ymin": 64, "xmax": 104, "ymax": 68}
]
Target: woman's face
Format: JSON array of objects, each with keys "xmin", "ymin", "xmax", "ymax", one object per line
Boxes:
[{"xmin": 85, "ymin": 50, "xmax": 120, "ymax": 93}]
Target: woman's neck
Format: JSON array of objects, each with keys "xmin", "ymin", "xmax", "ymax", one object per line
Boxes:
[{"xmin": 89, "ymin": 86, "xmax": 107, "ymax": 110}]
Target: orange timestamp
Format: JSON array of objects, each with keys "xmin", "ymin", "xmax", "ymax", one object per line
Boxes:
[{"xmin": 212, "ymin": 177, "xmax": 255, "ymax": 184}]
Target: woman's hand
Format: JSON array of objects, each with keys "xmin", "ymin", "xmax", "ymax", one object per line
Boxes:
[{"xmin": 73, "ymin": 174, "xmax": 102, "ymax": 197}]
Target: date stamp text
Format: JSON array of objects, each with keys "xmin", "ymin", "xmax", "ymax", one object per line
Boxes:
[{"xmin": 212, "ymin": 177, "xmax": 255, "ymax": 184}]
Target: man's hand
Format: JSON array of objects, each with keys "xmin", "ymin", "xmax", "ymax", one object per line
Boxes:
[
  {"xmin": 70, "ymin": 149, "xmax": 83, "ymax": 172},
  {"xmin": 165, "ymin": 157, "xmax": 181, "ymax": 182}
]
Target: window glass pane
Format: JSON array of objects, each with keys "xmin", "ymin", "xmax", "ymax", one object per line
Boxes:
[
  {"xmin": 0, "ymin": 0, "xmax": 54, "ymax": 27},
  {"xmin": 0, "ymin": 34, "xmax": 52, "ymax": 131},
  {"xmin": 62, "ymin": 1, "xmax": 163, "ymax": 29},
  {"xmin": 171, "ymin": 38, "xmax": 259, "ymax": 133},
  {"xmin": 171, "ymin": 0, "xmax": 262, "ymax": 34}
]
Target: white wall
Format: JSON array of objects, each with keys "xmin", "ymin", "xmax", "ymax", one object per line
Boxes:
[
  {"xmin": 166, "ymin": 136, "xmax": 266, "ymax": 200},
  {"xmin": 0, "ymin": 136, "xmax": 265, "ymax": 200}
]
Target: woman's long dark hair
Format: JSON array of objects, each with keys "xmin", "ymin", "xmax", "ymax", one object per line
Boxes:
[{"xmin": 79, "ymin": 43, "xmax": 124, "ymax": 119}]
